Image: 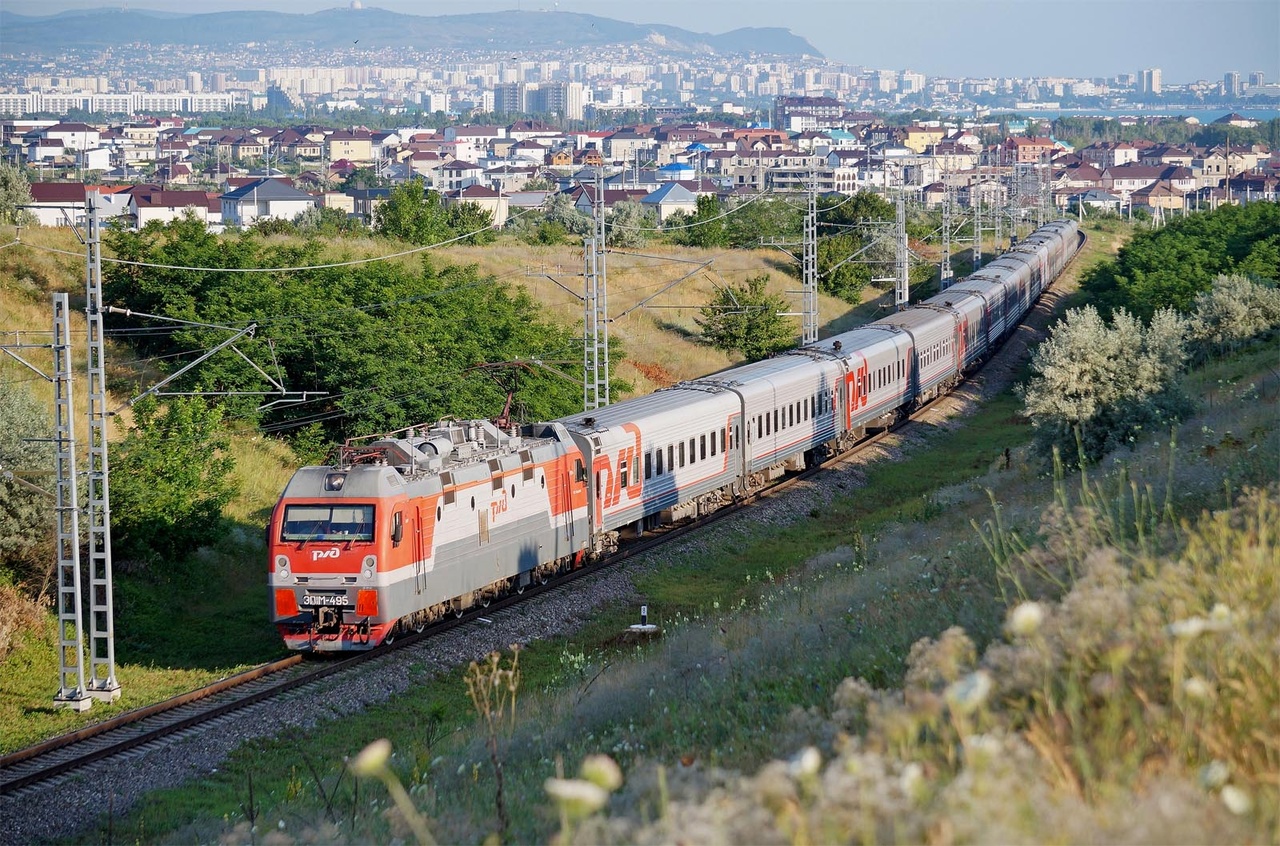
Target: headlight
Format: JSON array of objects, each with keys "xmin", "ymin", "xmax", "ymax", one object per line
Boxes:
[
  {"xmin": 363, "ymin": 555, "xmax": 377, "ymax": 581},
  {"xmin": 275, "ymin": 555, "xmax": 291, "ymax": 581}
]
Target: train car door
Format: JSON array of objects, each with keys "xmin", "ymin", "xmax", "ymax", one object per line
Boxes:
[{"xmin": 413, "ymin": 505, "xmax": 427, "ymax": 595}]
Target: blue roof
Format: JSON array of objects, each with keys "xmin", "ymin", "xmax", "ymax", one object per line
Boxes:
[{"xmin": 642, "ymin": 183, "xmax": 697, "ymax": 204}]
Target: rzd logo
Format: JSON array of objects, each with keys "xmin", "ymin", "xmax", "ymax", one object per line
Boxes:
[{"xmin": 311, "ymin": 547, "xmax": 341, "ymax": 561}]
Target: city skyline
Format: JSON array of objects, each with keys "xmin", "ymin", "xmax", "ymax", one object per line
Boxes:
[{"xmin": 5, "ymin": 0, "xmax": 1278, "ymax": 83}]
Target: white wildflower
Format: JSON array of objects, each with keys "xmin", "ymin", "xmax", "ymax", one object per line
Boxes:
[
  {"xmin": 945, "ymin": 670, "xmax": 993, "ymax": 715},
  {"xmin": 1006, "ymin": 601, "xmax": 1045, "ymax": 637},
  {"xmin": 580, "ymin": 754, "xmax": 624, "ymax": 792},
  {"xmin": 1220, "ymin": 785, "xmax": 1253, "ymax": 816},
  {"xmin": 545, "ymin": 778, "xmax": 609, "ymax": 819},
  {"xmin": 789, "ymin": 746, "xmax": 822, "ymax": 779},
  {"xmin": 349, "ymin": 738, "xmax": 391, "ymax": 777},
  {"xmin": 1199, "ymin": 760, "xmax": 1230, "ymax": 789},
  {"xmin": 899, "ymin": 761, "xmax": 925, "ymax": 799},
  {"xmin": 1167, "ymin": 617, "xmax": 1208, "ymax": 639},
  {"xmin": 1182, "ymin": 676, "xmax": 1214, "ymax": 701}
]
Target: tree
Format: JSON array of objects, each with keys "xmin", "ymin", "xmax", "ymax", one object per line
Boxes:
[
  {"xmin": 668, "ymin": 194, "xmax": 731, "ymax": 248},
  {"xmin": 293, "ymin": 204, "xmax": 365, "ymax": 237},
  {"xmin": 1021, "ymin": 305, "xmax": 1191, "ymax": 463},
  {"xmin": 445, "ymin": 200, "xmax": 495, "ymax": 245},
  {"xmin": 1080, "ymin": 202, "xmax": 1280, "ymax": 321},
  {"xmin": 1188, "ymin": 273, "xmax": 1280, "ymax": 362},
  {"xmin": 0, "ymin": 163, "xmax": 35, "ymax": 226},
  {"xmin": 0, "ymin": 381, "xmax": 52, "ymax": 593},
  {"xmin": 110, "ymin": 396, "xmax": 239, "ymax": 569},
  {"xmin": 605, "ymin": 200, "xmax": 656, "ymax": 248},
  {"xmin": 696, "ymin": 274, "xmax": 794, "ymax": 362},
  {"xmin": 373, "ymin": 179, "xmax": 453, "ymax": 244}
]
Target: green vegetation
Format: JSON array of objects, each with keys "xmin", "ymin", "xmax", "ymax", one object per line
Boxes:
[
  {"xmin": 110, "ymin": 396, "xmax": 239, "ymax": 567},
  {"xmin": 0, "ymin": 162, "xmax": 35, "ymax": 226},
  {"xmin": 372, "ymin": 179, "xmax": 494, "ymax": 246},
  {"xmin": 1079, "ymin": 202, "xmax": 1280, "ymax": 321},
  {"xmin": 695, "ymin": 273, "xmax": 794, "ymax": 361},
  {"xmin": 102, "ymin": 214, "xmax": 588, "ymax": 441},
  {"xmin": 1051, "ymin": 115, "xmax": 1280, "ymax": 151}
]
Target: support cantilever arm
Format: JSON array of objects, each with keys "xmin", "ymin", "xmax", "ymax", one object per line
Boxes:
[
  {"xmin": 612, "ymin": 260, "xmax": 714, "ymax": 321},
  {"xmin": 116, "ymin": 323, "xmax": 257, "ymax": 412}
]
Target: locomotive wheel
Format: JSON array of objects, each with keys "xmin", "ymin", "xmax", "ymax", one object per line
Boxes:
[
  {"xmin": 412, "ymin": 615, "xmax": 426, "ymax": 634},
  {"xmin": 383, "ymin": 623, "xmax": 398, "ymax": 645},
  {"xmin": 515, "ymin": 581, "xmax": 526, "ymax": 595},
  {"xmin": 453, "ymin": 604, "xmax": 465, "ymax": 619},
  {"xmin": 537, "ymin": 570, "xmax": 549, "ymax": 586},
  {"xmin": 480, "ymin": 595, "xmax": 491, "ymax": 608}
]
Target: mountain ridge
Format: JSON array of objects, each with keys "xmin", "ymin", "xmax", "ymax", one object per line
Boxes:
[{"xmin": 0, "ymin": 7, "xmax": 822, "ymax": 58}]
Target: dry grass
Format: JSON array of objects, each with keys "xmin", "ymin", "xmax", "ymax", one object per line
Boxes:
[{"xmin": 434, "ymin": 240, "xmax": 867, "ymax": 395}]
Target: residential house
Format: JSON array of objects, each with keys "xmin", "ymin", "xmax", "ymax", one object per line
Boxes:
[
  {"xmin": 902, "ymin": 125, "xmax": 946, "ymax": 154},
  {"xmin": 36, "ymin": 122, "xmax": 102, "ymax": 151},
  {"xmin": 640, "ymin": 182, "xmax": 697, "ymax": 220},
  {"xmin": 1004, "ymin": 136, "xmax": 1056, "ymax": 163},
  {"xmin": 440, "ymin": 160, "xmax": 484, "ymax": 192},
  {"xmin": 1081, "ymin": 141, "xmax": 1140, "ymax": 168},
  {"xmin": 326, "ymin": 129, "xmax": 374, "ymax": 164},
  {"xmin": 441, "ymin": 184, "xmax": 508, "ymax": 227},
  {"xmin": 407, "ymin": 150, "xmax": 447, "ymax": 183},
  {"xmin": 220, "ymin": 178, "xmax": 317, "ymax": 227},
  {"xmin": 346, "ymin": 187, "xmax": 393, "ymax": 223},
  {"xmin": 26, "ymin": 182, "xmax": 90, "ymax": 226},
  {"xmin": 484, "ymin": 164, "xmax": 539, "ymax": 194},
  {"xmin": 1130, "ymin": 181, "xmax": 1186, "ymax": 212},
  {"xmin": 569, "ymin": 185, "xmax": 649, "ymax": 213},
  {"xmin": 128, "ymin": 188, "xmax": 216, "ymax": 228},
  {"xmin": 1101, "ymin": 164, "xmax": 1196, "ymax": 199}
]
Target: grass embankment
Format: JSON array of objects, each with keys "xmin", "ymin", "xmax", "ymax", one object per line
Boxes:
[{"xmin": 105, "ymin": 340, "xmax": 1277, "ymax": 845}]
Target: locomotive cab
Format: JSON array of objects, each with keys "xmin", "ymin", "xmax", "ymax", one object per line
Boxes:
[{"xmin": 269, "ymin": 464, "xmax": 410, "ymax": 651}]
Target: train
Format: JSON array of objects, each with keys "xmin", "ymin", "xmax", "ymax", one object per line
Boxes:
[{"xmin": 268, "ymin": 219, "xmax": 1081, "ymax": 651}]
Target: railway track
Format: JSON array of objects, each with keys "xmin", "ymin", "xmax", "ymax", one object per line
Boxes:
[
  {"xmin": 0, "ymin": 408, "xmax": 906, "ymax": 799},
  {"xmin": 1, "ymin": 233, "xmax": 1085, "ymax": 798}
]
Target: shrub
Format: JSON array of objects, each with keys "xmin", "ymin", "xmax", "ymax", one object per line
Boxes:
[
  {"xmin": 1021, "ymin": 305, "xmax": 1191, "ymax": 463},
  {"xmin": 0, "ymin": 381, "xmax": 53, "ymax": 593},
  {"xmin": 109, "ymin": 396, "xmax": 239, "ymax": 571}
]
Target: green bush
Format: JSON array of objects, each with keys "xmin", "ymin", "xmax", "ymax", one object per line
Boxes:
[{"xmin": 110, "ymin": 396, "xmax": 239, "ymax": 571}]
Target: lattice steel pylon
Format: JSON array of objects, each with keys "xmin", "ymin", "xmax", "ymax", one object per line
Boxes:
[
  {"xmin": 801, "ymin": 176, "xmax": 819, "ymax": 345},
  {"xmin": 583, "ymin": 172, "xmax": 610, "ymax": 411},
  {"xmin": 84, "ymin": 193, "xmax": 120, "ymax": 701},
  {"xmin": 52, "ymin": 292, "xmax": 92, "ymax": 711},
  {"xmin": 939, "ymin": 185, "xmax": 954, "ymax": 287},
  {"xmin": 894, "ymin": 194, "xmax": 910, "ymax": 310}
]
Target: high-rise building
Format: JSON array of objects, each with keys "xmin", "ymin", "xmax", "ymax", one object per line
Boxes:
[
  {"xmin": 1248, "ymin": 71, "xmax": 1266, "ymax": 88},
  {"xmin": 1224, "ymin": 71, "xmax": 1240, "ymax": 96},
  {"xmin": 493, "ymin": 82, "xmax": 527, "ymax": 115},
  {"xmin": 1139, "ymin": 67, "xmax": 1162, "ymax": 95}
]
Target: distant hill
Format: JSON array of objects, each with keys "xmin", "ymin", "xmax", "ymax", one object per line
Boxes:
[{"xmin": 0, "ymin": 7, "xmax": 821, "ymax": 58}]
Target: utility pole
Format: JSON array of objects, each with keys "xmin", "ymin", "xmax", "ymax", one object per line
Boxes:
[
  {"xmin": 50, "ymin": 294, "xmax": 92, "ymax": 711},
  {"xmin": 84, "ymin": 191, "xmax": 120, "ymax": 702},
  {"xmin": 582, "ymin": 170, "xmax": 610, "ymax": 410},
  {"xmin": 939, "ymin": 184, "xmax": 954, "ymax": 288},
  {"xmin": 894, "ymin": 194, "xmax": 910, "ymax": 310},
  {"xmin": 763, "ymin": 170, "xmax": 820, "ymax": 345},
  {"xmin": 801, "ymin": 173, "xmax": 818, "ymax": 345}
]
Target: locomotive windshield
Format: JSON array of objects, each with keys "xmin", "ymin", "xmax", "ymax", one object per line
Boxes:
[{"xmin": 281, "ymin": 505, "xmax": 375, "ymax": 542}]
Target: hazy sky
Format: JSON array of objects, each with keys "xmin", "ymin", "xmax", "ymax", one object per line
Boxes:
[{"xmin": 7, "ymin": 0, "xmax": 1279, "ymax": 82}]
